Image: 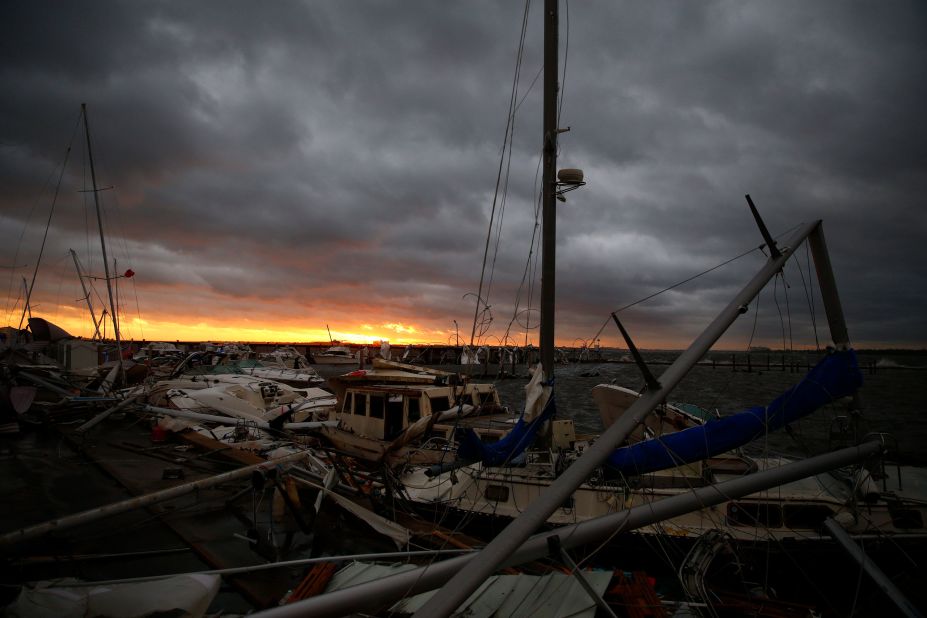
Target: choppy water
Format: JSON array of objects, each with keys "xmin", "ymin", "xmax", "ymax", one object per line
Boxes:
[{"xmin": 320, "ymin": 349, "xmax": 927, "ymax": 465}]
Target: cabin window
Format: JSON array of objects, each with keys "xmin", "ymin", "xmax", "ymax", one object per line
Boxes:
[
  {"xmin": 385, "ymin": 395, "xmax": 404, "ymax": 439},
  {"xmin": 408, "ymin": 397, "xmax": 421, "ymax": 422},
  {"xmin": 369, "ymin": 395, "xmax": 385, "ymax": 419},
  {"xmin": 889, "ymin": 507, "xmax": 923, "ymax": 529},
  {"xmin": 430, "ymin": 395, "xmax": 451, "ymax": 413},
  {"xmin": 351, "ymin": 393, "xmax": 365, "ymax": 416},
  {"xmin": 473, "ymin": 390, "xmax": 496, "ymax": 406},
  {"xmin": 484, "ymin": 485, "xmax": 509, "ymax": 502},
  {"xmin": 783, "ymin": 504, "xmax": 834, "ymax": 529},
  {"xmin": 727, "ymin": 502, "xmax": 783, "ymax": 528}
]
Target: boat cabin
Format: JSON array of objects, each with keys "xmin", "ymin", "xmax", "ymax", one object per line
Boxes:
[{"xmin": 336, "ymin": 382, "xmax": 501, "ymax": 441}]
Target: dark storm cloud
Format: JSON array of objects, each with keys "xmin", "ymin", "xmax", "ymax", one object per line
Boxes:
[{"xmin": 2, "ymin": 1, "xmax": 925, "ymax": 347}]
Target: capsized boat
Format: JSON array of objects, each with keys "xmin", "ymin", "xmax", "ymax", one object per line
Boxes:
[
  {"xmin": 170, "ymin": 350, "xmax": 325, "ymax": 388},
  {"xmin": 146, "ymin": 373, "xmax": 337, "ymax": 428}
]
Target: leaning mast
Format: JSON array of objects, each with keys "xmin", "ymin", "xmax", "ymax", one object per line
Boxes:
[
  {"xmin": 82, "ymin": 104, "xmax": 123, "ymax": 369},
  {"xmin": 70, "ymin": 249, "xmax": 103, "ymax": 340}
]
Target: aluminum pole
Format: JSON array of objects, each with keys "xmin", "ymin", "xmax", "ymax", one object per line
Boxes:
[
  {"xmin": 253, "ymin": 440, "xmax": 882, "ymax": 618},
  {"xmin": 75, "ymin": 390, "xmax": 142, "ymax": 433},
  {"xmin": 413, "ymin": 220, "xmax": 823, "ymax": 617},
  {"xmin": 808, "ymin": 224, "xmax": 850, "ymax": 348}
]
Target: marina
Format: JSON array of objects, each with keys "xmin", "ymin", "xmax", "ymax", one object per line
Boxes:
[
  {"xmin": 2, "ymin": 349, "xmax": 926, "ymax": 616},
  {"xmin": 3, "ymin": 2, "xmax": 926, "ymax": 618}
]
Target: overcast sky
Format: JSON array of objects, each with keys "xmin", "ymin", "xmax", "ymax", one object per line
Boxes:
[{"xmin": 1, "ymin": 1, "xmax": 924, "ymax": 350}]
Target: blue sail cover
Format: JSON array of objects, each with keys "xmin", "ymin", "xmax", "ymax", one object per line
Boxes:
[
  {"xmin": 606, "ymin": 348, "xmax": 862, "ymax": 476},
  {"xmin": 456, "ymin": 392, "xmax": 557, "ymax": 466}
]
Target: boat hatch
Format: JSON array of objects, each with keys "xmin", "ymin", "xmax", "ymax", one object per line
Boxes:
[{"xmin": 484, "ymin": 485, "xmax": 510, "ymax": 503}]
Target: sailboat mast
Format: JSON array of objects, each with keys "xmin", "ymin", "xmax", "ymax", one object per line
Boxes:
[
  {"xmin": 540, "ymin": 0, "xmax": 559, "ymax": 376},
  {"xmin": 81, "ymin": 104, "xmax": 123, "ymax": 361}
]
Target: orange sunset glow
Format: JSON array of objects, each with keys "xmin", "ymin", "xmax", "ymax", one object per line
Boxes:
[{"xmin": 19, "ymin": 304, "xmax": 459, "ymax": 346}]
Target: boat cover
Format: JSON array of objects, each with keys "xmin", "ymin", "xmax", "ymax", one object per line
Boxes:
[
  {"xmin": 456, "ymin": 392, "xmax": 557, "ymax": 466},
  {"xmin": 606, "ymin": 348, "xmax": 862, "ymax": 476},
  {"xmin": 327, "ymin": 560, "xmax": 611, "ymax": 617}
]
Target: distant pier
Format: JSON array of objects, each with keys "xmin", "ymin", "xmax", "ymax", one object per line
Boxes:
[{"xmin": 111, "ymin": 340, "xmax": 886, "ymax": 375}]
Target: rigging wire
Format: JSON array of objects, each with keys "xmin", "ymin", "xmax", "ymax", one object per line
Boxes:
[
  {"xmin": 585, "ymin": 220, "xmax": 809, "ymax": 348},
  {"xmin": 468, "ymin": 0, "xmax": 532, "ymax": 350},
  {"xmin": 4, "ymin": 112, "xmax": 83, "ymax": 324},
  {"xmin": 501, "ymin": 161, "xmax": 544, "ymax": 345},
  {"xmin": 73, "ymin": 108, "xmax": 141, "ymax": 343},
  {"xmin": 797, "ymin": 242, "xmax": 821, "ymax": 350},
  {"xmin": 483, "ymin": 0, "xmax": 573, "ymax": 356},
  {"xmin": 490, "ymin": 0, "xmax": 572, "ymax": 357},
  {"xmin": 104, "ymin": 188, "xmax": 142, "ymax": 341},
  {"xmin": 401, "ymin": 0, "xmax": 541, "ymax": 596},
  {"xmin": 772, "ymin": 273, "xmax": 788, "ymax": 353},
  {"xmin": 17, "ymin": 147, "xmax": 74, "ymax": 332},
  {"xmin": 586, "ymin": 242, "xmax": 767, "ymax": 346}
]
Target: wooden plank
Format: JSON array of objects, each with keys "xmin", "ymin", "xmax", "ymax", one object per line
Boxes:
[{"xmin": 283, "ymin": 562, "xmax": 338, "ymax": 603}]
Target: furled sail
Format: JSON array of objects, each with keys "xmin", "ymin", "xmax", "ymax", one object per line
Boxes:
[
  {"xmin": 606, "ymin": 348, "xmax": 862, "ymax": 476},
  {"xmin": 456, "ymin": 394, "xmax": 556, "ymax": 466},
  {"xmin": 456, "ymin": 365, "xmax": 555, "ymax": 466}
]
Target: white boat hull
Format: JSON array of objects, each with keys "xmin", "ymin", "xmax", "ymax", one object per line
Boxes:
[{"xmin": 400, "ymin": 453, "xmax": 927, "ymax": 544}]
